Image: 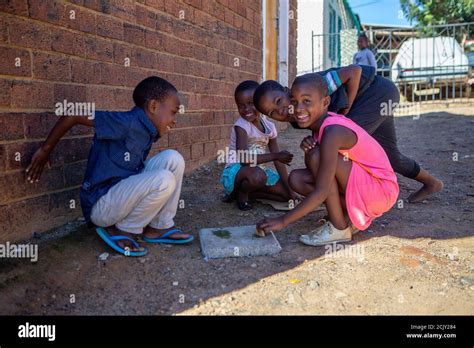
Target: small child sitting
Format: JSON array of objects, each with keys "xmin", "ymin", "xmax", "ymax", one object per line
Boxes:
[{"xmin": 221, "ymin": 80, "xmax": 295, "ymax": 210}]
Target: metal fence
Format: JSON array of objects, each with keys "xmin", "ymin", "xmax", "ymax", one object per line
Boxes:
[{"xmin": 311, "ymin": 23, "xmax": 473, "ymax": 104}]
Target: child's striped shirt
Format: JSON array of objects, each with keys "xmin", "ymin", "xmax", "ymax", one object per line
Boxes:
[{"xmin": 323, "ymin": 70, "xmax": 342, "ymax": 95}]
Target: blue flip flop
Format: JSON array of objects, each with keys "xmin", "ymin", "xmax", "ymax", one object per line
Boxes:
[
  {"xmin": 96, "ymin": 227, "xmax": 148, "ymax": 257},
  {"xmin": 142, "ymin": 228, "xmax": 194, "ymax": 244}
]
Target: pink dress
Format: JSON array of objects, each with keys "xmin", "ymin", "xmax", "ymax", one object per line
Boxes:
[{"xmin": 313, "ymin": 112, "xmax": 399, "ymax": 230}]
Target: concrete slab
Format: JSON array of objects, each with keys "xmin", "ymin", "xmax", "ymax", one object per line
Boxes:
[{"xmin": 199, "ymin": 225, "xmax": 282, "ymax": 259}]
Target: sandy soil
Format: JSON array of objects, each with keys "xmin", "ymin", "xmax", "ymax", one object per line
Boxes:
[{"xmin": 0, "ymin": 107, "xmax": 473, "ymax": 315}]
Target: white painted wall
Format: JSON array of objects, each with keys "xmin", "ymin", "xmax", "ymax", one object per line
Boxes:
[
  {"xmin": 278, "ymin": 0, "xmax": 289, "ymax": 86},
  {"xmin": 297, "ymin": 0, "xmax": 324, "ymax": 75},
  {"xmin": 297, "ymin": 0, "xmax": 355, "ymax": 74}
]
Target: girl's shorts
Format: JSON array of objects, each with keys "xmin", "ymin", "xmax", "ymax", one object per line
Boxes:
[{"xmin": 220, "ymin": 163, "xmax": 280, "ymax": 196}]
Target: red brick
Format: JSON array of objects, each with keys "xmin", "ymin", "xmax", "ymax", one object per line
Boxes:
[
  {"xmin": 0, "ymin": 113, "xmax": 24, "ymax": 141},
  {"xmin": 33, "ymin": 52, "xmax": 71, "ymax": 82},
  {"xmin": 84, "ymin": 37, "xmax": 114, "ymax": 63},
  {"xmin": 8, "ymin": 17, "xmax": 51, "ymax": 49},
  {"xmin": 54, "ymin": 83, "xmax": 87, "ymax": 104},
  {"xmin": 0, "ymin": 78, "xmax": 11, "ymax": 107},
  {"xmin": 145, "ymin": 29, "xmax": 164, "ymax": 49},
  {"xmin": 136, "ymin": 4, "xmax": 157, "ymax": 28},
  {"xmin": 192, "ymin": 126, "xmax": 209, "ymax": 142},
  {"xmin": 47, "ymin": 189, "xmax": 82, "ymax": 224},
  {"xmin": 0, "ymin": 144, "xmax": 6, "ymax": 171},
  {"xmin": 5, "ymin": 140, "xmax": 42, "ymax": 170},
  {"xmin": 191, "ymin": 142, "xmax": 203, "ymax": 159},
  {"xmin": 164, "ymin": 0, "xmax": 181, "ymax": 17},
  {"xmin": 168, "ymin": 128, "xmax": 189, "ymax": 146},
  {"xmin": 0, "ymin": 17, "xmax": 8, "ymax": 44},
  {"xmin": 82, "ymin": 0, "xmax": 112, "ymax": 13},
  {"xmin": 135, "ymin": 47, "xmax": 157, "ymax": 69},
  {"xmin": 24, "ymin": 113, "xmax": 58, "ymax": 139},
  {"xmin": 0, "ymin": 167, "xmax": 65, "ymax": 204},
  {"xmin": 110, "ymin": 0, "xmax": 137, "ymax": 22},
  {"xmin": 97, "ymin": 14, "xmax": 123, "ymax": 40},
  {"xmin": 113, "ymin": 42, "xmax": 136, "ymax": 66},
  {"xmin": 71, "ymin": 58, "xmax": 103, "ymax": 84},
  {"xmin": 155, "ymin": 12, "xmax": 174, "ymax": 33},
  {"xmin": 64, "ymin": 160, "xmax": 87, "ymax": 186},
  {"xmin": 209, "ymin": 125, "xmax": 220, "ymax": 140},
  {"xmin": 204, "ymin": 141, "xmax": 217, "ymax": 157},
  {"xmin": 28, "ymin": 0, "xmax": 64, "ymax": 24},
  {"xmin": 100, "ymin": 63, "xmax": 129, "ymax": 86},
  {"xmin": 145, "ymin": 0, "xmax": 165, "ymax": 11},
  {"xmin": 0, "ymin": 0, "xmax": 28, "ymax": 15},
  {"xmin": 63, "ymin": 4, "xmax": 96, "ymax": 34},
  {"xmin": 49, "ymin": 137, "xmax": 91, "ymax": 166},
  {"xmin": 11, "ymin": 80, "xmax": 54, "ymax": 109},
  {"xmin": 184, "ymin": 0, "xmax": 202, "ymax": 10},
  {"xmin": 176, "ymin": 144, "xmax": 191, "ymax": 160},
  {"xmin": 213, "ymin": 111, "xmax": 225, "ymax": 125},
  {"xmin": 0, "ymin": 205, "xmax": 10, "ymax": 240},
  {"xmin": 51, "ymin": 27, "xmax": 86, "ymax": 57},
  {"xmin": 85, "ymin": 85, "xmax": 119, "ymax": 109},
  {"xmin": 176, "ymin": 113, "xmax": 201, "ymax": 128},
  {"xmin": 123, "ymin": 22, "xmax": 145, "ymax": 45},
  {"xmin": 113, "ymin": 88, "xmax": 134, "ymax": 109},
  {"xmin": 0, "ymin": 47, "xmax": 31, "ymax": 77},
  {"xmin": 201, "ymin": 111, "xmax": 213, "ymax": 125},
  {"xmin": 3, "ymin": 195, "xmax": 50, "ymax": 243}
]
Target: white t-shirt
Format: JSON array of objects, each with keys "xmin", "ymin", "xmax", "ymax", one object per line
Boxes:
[
  {"xmin": 225, "ymin": 115, "xmax": 277, "ymax": 167},
  {"xmin": 353, "ymin": 48, "xmax": 377, "ymax": 69}
]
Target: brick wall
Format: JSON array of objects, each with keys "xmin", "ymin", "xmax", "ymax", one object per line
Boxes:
[{"xmin": 0, "ymin": 0, "xmax": 297, "ymax": 243}]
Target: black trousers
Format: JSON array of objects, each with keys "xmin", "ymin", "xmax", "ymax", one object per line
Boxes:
[{"xmin": 346, "ymin": 76, "xmax": 420, "ymax": 179}]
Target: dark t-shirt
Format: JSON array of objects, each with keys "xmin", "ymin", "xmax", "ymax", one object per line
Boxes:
[
  {"xmin": 80, "ymin": 107, "xmax": 160, "ymax": 221},
  {"xmin": 290, "ymin": 65, "xmax": 376, "ymax": 128}
]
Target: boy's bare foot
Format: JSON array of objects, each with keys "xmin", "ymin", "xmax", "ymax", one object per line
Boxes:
[
  {"xmin": 143, "ymin": 226, "xmax": 191, "ymax": 240},
  {"xmin": 408, "ymin": 168, "xmax": 444, "ymax": 203},
  {"xmin": 408, "ymin": 179, "xmax": 444, "ymax": 203},
  {"xmin": 106, "ymin": 226, "xmax": 145, "ymax": 252}
]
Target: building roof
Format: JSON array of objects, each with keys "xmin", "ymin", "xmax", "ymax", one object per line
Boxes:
[
  {"xmin": 343, "ymin": 0, "xmax": 362, "ymax": 31},
  {"xmin": 362, "ymin": 22, "xmax": 414, "ymax": 29}
]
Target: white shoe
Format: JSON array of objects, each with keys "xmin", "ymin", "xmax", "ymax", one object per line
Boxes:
[{"xmin": 299, "ymin": 221, "xmax": 352, "ymax": 246}]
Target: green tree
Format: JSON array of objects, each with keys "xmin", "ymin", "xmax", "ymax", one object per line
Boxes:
[
  {"xmin": 400, "ymin": 0, "xmax": 473, "ymax": 26},
  {"xmin": 400, "ymin": 0, "xmax": 473, "ymax": 44}
]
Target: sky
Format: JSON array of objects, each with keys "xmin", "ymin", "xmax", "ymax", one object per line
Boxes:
[{"xmin": 348, "ymin": 0, "xmax": 415, "ymax": 27}]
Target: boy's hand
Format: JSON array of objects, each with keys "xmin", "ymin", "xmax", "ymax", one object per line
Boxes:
[
  {"xmin": 275, "ymin": 150, "xmax": 293, "ymax": 164},
  {"xmin": 256, "ymin": 216, "xmax": 286, "ymax": 234},
  {"xmin": 300, "ymin": 136, "xmax": 316, "ymax": 153},
  {"xmin": 26, "ymin": 146, "xmax": 51, "ymax": 183}
]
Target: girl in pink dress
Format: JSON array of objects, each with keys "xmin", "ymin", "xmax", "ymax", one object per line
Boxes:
[{"xmin": 257, "ymin": 74, "xmax": 399, "ymax": 246}]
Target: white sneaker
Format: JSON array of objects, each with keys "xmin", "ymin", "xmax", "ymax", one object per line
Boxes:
[{"xmin": 299, "ymin": 221, "xmax": 352, "ymax": 246}]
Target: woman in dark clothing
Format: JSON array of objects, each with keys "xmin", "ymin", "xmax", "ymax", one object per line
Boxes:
[{"xmin": 253, "ymin": 64, "xmax": 443, "ymax": 203}]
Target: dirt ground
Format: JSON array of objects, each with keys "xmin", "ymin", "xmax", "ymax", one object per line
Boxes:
[{"xmin": 0, "ymin": 106, "xmax": 473, "ymax": 315}]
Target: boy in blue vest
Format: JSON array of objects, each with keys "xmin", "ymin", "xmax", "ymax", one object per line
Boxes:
[{"xmin": 26, "ymin": 76, "xmax": 193, "ymax": 257}]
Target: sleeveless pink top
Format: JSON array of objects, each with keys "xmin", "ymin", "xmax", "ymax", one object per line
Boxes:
[{"xmin": 314, "ymin": 112, "xmax": 399, "ymax": 230}]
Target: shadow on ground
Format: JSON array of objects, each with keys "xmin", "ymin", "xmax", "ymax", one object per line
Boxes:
[{"xmin": 0, "ymin": 110, "xmax": 473, "ymax": 315}]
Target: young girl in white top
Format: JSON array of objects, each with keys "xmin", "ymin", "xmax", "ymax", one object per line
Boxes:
[{"xmin": 221, "ymin": 80, "xmax": 295, "ymax": 210}]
